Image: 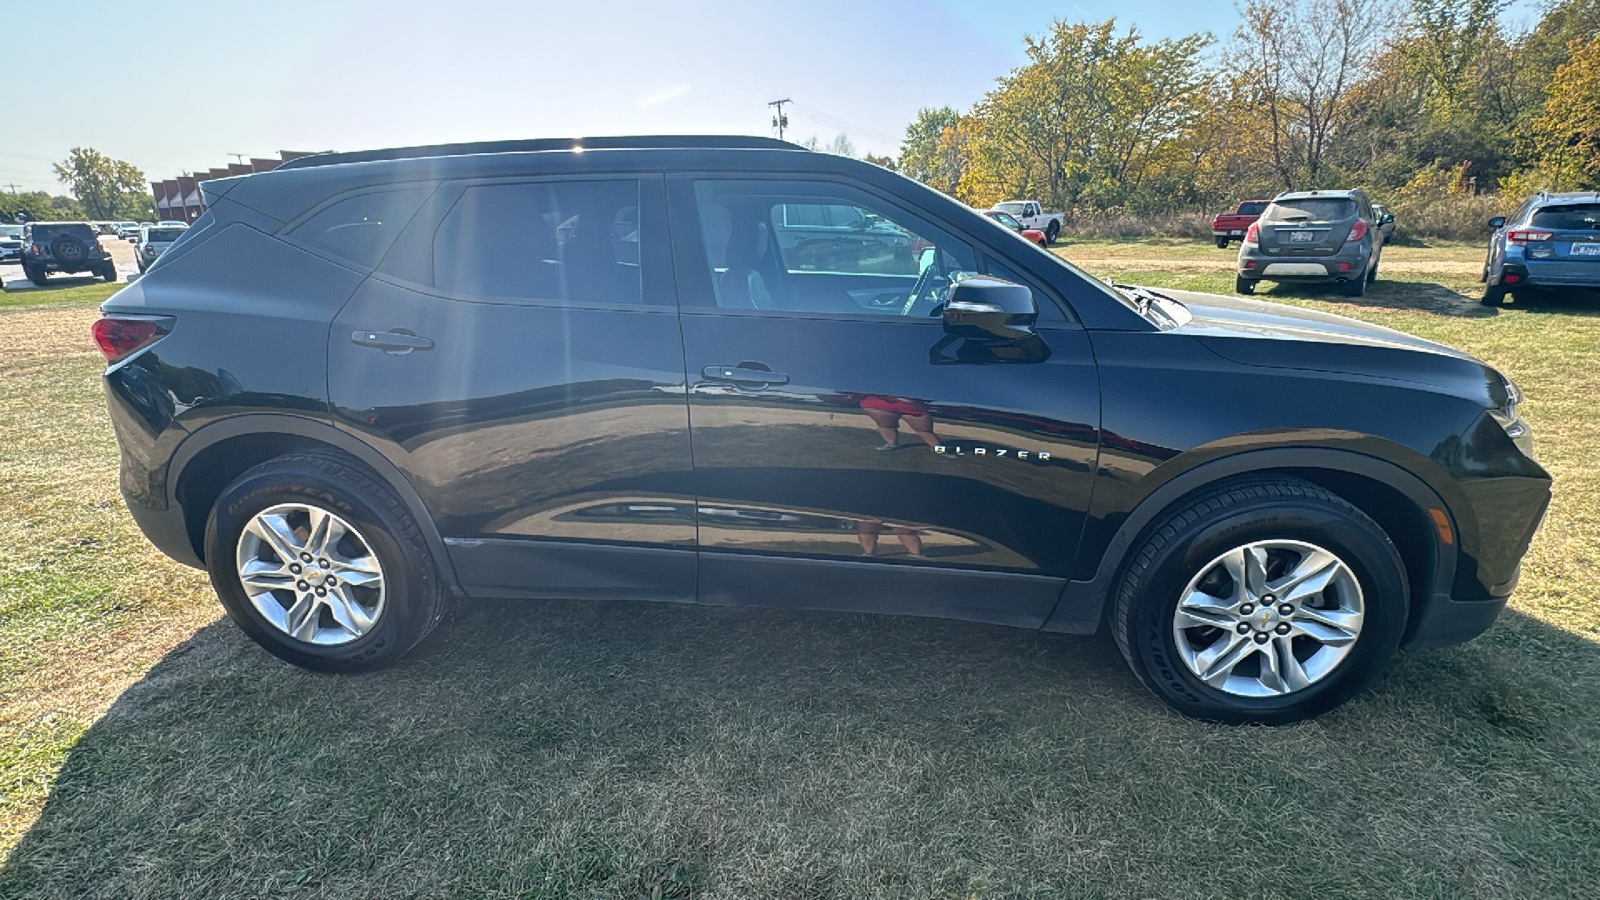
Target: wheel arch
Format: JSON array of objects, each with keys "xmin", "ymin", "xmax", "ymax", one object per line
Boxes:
[
  {"xmin": 1044, "ymin": 447, "xmax": 1456, "ymax": 644},
  {"xmin": 168, "ymin": 414, "xmax": 460, "ymax": 592}
]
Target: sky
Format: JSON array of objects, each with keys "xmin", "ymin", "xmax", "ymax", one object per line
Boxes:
[{"xmin": 1, "ymin": 0, "xmax": 1548, "ymax": 194}]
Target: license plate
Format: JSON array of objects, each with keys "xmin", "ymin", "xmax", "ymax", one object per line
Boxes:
[
  {"xmin": 1573, "ymin": 242, "xmax": 1600, "ymax": 256},
  {"xmin": 1289, "ymin": 231, "xmax": 1315, "ymax": 243},
  {"xmin": 1229, "ymin": 230, "xmax": 1243, "ymax": 236}
]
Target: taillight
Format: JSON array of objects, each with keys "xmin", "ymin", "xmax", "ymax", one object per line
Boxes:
[
  {"xmin": 1244, "ymin": 222, "xmax": 1260, "ymax": 244},
  {"xmin": 92, "ymin": 316, "xmax": 169, "ymax": 363},
  {"xmin": 1507, "ymin": 229, "xmax": 1552, "ymax": 244},
  {"xmin": 1346, "ymin": 219, "xmax": 1368, "ymax": 243},
  {"xmin": 144, "ymin": 244, "xmax": 157, "ymax": 256}
]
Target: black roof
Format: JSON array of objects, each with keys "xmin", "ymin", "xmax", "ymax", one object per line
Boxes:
[{"xmin": 276, "ymin": 135, "xmax": 804, "ymax": 171}]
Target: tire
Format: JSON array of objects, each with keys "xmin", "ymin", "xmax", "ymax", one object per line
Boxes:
[
  {"xmin": 1045, "ymin": 220, "xmax": 1061, "ymax": 245},
  {"xmin": 1111, "ymin": 477, "xmax": 1407, "ymax": 724},
  {"xmin": 204, "ymin": 451, "xmax": 448, "ymax": 672},
  {"xmin": 26, "ymin": 266, "xmax": 46, "ymax": 286},
  {"xmin": 1482, "ymin": 285, "xmax": 1507, "ymax": 307},
  {"xmin": 1216, "ymin": 238, "xmax": 1229, "ymax": 249},
  {"xmin": 1366, "ymin": 253, "xmax": 1379, "ymax": 283},
  {"xmin": 101, "ymin": 263, "xmax": 116, "ymax": 283},
  {"xmin": 1234, "ymin": 275, "xmax": 1255, "ymax": 295},
  {"xmin": 1341, "ymin": 276, "xmax": 1366, "ymax": 297}
]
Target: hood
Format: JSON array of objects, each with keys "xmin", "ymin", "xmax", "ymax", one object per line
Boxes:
[{"xmin": 1142, "ymin": 288, "xmax": 1501, "ymax": 396}]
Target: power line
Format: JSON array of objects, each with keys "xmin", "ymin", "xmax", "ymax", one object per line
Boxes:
[
  {"xmin": 787, "ymin": 103, "xmax": 902, "ymax": 146},
  {"xmin": 767, "ymin": 98, "xmax": 791, "ymax": 140}
]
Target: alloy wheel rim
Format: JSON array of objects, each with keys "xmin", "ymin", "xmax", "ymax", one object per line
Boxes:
[
  {"xmin": 1171, "ymin": 539, "xmax": 1364, "ymax": 698},
  {"xmin": 234, "ymin": 503, "xmax": 386, "ymax": 647}
]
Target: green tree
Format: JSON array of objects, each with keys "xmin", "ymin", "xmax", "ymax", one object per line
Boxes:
[
  {"xmin": 1526, "ymin": 36, "xmax": 1600, "ymax": 188},
  {"xmin": 898, "ymin": 107, "xmax": 967, "ymax": 195},
  {"xmin": 1, "ymin": 191, "xmax": 84, "ymax": 223},
  {"xmin": 53, "ymin": 147, "xmax": 150, "ymax": 220}
]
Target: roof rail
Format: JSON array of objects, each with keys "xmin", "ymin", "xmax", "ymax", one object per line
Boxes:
[{"xmin": 275, "ymin": 135, "xmax": 805, "ymax": 171}]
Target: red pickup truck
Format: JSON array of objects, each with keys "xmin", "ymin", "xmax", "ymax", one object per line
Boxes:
[{"xmin": 1211, "ymin": 200, "xmax": 1270, "ymax": 248}]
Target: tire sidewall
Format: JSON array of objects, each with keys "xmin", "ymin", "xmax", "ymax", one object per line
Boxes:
[
  {"xmin": 1128, "ymin": 500, "xmax": 1407, "ymax": 724},
  {"xmin": 205, "ymin": 462, "xmax": 429, "ymax": 671}
]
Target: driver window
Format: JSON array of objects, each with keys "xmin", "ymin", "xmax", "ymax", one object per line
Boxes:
[{"xmin": 693, "ymin": 179, "xmax": 977, "ymax": 317}]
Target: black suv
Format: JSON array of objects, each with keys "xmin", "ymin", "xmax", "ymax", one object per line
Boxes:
[
  {"xmin": 96, "ymin": 137, "xmax": 1550, "ymax": 724},
  {"xmin": 21, "ymin": 221, "xmax": 117, "ymax": 285}
]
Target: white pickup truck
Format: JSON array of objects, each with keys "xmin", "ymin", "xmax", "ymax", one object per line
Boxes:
[{"xmin": 989, "ymin": 200, "xmax": 1064, "ymax": 244}]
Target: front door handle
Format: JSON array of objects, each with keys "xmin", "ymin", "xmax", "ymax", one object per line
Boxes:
[
  {"xmin": 351, "ymin": 330, "xmax": 434, "ymax": 354},
  {"xmin": 701, "ymin": 364, "xmax": 789, "ymax": 386}
]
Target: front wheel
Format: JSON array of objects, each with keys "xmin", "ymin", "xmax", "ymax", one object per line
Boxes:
[
  {"xmin": 1112, "ymin": 477, "xmax": 1407, "ymax": 724},
  {"xmin": 205, "ymin": 452, "xmax": 448, "ymax": 672}
]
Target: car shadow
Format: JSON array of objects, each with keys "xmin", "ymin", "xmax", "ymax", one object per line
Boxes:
[
  {"xmin": 3, "ymin": 598, "xmax": 1599, "ymax": 897},
  {"xmin": 1257, "ymin": 279, "xmax": 1496, "ymax": 318}
]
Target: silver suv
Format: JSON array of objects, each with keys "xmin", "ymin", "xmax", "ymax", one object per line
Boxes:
[
  {"xmin": 135, "ymin": 223, "xmax": 189, "ymax": 273},
  {"xmin": 1235, "ymin": 189, "xmax": 1385, "ymax": 297}
]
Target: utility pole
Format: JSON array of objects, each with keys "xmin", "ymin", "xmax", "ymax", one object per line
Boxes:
[
  {"xmin": 228, "ymin": 154, "xmax": 248, "ymax": 165},
  {"xmin": 768, "ymin": 99, "xmax": 791, "ymax": 140},
  {"xmin": 2, "ymin": 184, "xmax": 19, "ymax": 194}
]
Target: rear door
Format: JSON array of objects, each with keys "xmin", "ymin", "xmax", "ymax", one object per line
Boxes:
[
  {"xmin": 327, "ymin": 174, "xmax": 697, "ymax": 602},
  {"xmin": 668, "ymin": 175, "xmax": 1101, "ymax": 628}
]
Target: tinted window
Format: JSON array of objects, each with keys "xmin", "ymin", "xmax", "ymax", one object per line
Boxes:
[
  {"xmin": 27, "ymin": 224, "xmax": 97, "ymax": 242},
  {"xmin": 1530, "ymin": 204, "xmax": 1600, "ymax": 231},
  {"xmin": 1238, "ymin": 202, "xmax": 1267, "ymax": 216},
  {"xmin": 1263, "ymin": 199, "xmax": 1357, "ymax": 223},
  {"xmin": 433, "ymin": 180, "xmax": 642, "ymax": 305},
  {"xmin": 694, "ymin": 179, "xmax": 976, "ymax": 317},
  {"xmin": 293, "ymin": 187, "xmax": 431, "ymax": 269},
  {"xmin": 147, "ymin": 228, "xmax": 186, "ymax": 242}
]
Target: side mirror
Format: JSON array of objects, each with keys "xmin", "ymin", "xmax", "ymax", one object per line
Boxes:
[
  {"xmin": 941, "ymin": 276, "xmax": 1037, "ymax": 343},
  {"xmin": 1488, "ymin": 216, "xmax": 1506, "ymax": 229}
]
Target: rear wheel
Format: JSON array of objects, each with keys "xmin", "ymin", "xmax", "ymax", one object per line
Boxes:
[
  {"xmin": 1112, "ymin": 477, "xmax": 1407, "ymax": 724},
  {"xmin": 1045, "ymin": 221, "xmax": 1061, "ymax": 244},
  {"xmin": 1216, "ymin": 238, "xmax": 1230, "ymax": 249},
  {"xmin": 26, "ymin": 265, "xmax": 46, "ymax": 286},
  {"xmin": 205, "ymin": 452, "xmax": 447, "ymax": 672},
  {"xmin": 1341, "ymin": 276, "xmax": 1366, "ymax": 297},
  {"xmin": 1234, "ymin": 275, "xmax": 1255, "ymax": 295},
  {"xmin": 1367, "ymin": 253, "xmax": 1380, "ymax": 283},
  {"xmin": 101, "ymin": 263, "xmax": 116, "ymax": 282},
  {"xmin": 1482, "ymin": 285, "xmax": 1507, "ymax": 306}
]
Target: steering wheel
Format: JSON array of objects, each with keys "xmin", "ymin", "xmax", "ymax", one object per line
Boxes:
[{"xmin": 899, "ymin": 257, "xmax": 948, "ymax": 318}]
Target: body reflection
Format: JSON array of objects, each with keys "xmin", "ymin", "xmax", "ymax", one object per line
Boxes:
[
  {"xmin": 859, "ymin": 394, "xmax": 941, "ymax": 451},
  {"xmin": 856, "ymin": 519, "xmax": 926, "ymax": 558}
]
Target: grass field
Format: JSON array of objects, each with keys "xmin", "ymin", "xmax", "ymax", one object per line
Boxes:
[{"xmin": 1, "ymin": 244, "xmax": 1598, "ymax": 899}]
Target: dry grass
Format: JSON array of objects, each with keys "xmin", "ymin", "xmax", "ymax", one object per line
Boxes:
[{"xmin": 2, "ymin": 257, "xmax": 1599, "ymax": 898}]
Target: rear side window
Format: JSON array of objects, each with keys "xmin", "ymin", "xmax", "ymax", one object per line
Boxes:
[
  {"xmin": 291, "ymin": 186, "xmax": 432, "ymax": 269},
  {"xmin": 432, "ymin": 180, "xmax": 643, "ymax": 306},
  {"xmin": 1264, "ymin": 199, "xmax": 1356, "ymax": 223},
  {"xmin": 1530, "ymin": 204, "xmax": 1600, "ymax": 231}
]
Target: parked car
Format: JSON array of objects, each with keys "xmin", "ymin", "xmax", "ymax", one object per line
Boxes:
[
  {"xmin": 990, "ymin": 200, "xmax": 1063, "ymax": 244},
  {"xmin": 1481, "ymin": 191, "xmax": 1600, "ymax": 306},
  {"xmin": 96, "ymin": 136, "xmax": 1549, "ymax": 725},
  {"xmin": 980, "ymin": 209, "xmax": 1049, "ymax": 247},
  {"xmin": 1211, "ymin": 200, "xmax": 1270, "ymax": 248},
  {"xmin": 114, "ymin": 221, "xmax": 141, "ymax": 240},
  {"xmin": 135, "ymin": 223, "xmax": 189, "ymax": 273},
  {"xmin": 0, "ymin": 224, "xmax": 22, "ymax": 264},
  {"xmin": 20, "ymin": 221, "xmax": 116, "ymax": 284},
  {"xmin": 1235, "ymin": 189, "xmax": 1386, "ymax": 297},
  {"xmin": 1372, "ymin": 203, "xmax": 1397, "ymax": 240}
]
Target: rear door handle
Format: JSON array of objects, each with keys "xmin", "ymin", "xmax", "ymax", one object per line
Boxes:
[
  {"xmin": 701, "ymin": 364, "xmax": 789, "ymax": 386},
  {"xmin": 351, "ymin": 330, "xmax": 434, "ymax": 353}
]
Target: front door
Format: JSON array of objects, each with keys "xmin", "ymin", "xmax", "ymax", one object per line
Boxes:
[{"xmin": 668, "ymin": 176, "xmax": 1101, "ymax": 627}]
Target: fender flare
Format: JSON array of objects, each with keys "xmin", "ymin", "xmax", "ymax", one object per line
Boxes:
[
  {"xmin": 166, "ymin": 413, "xmax": 461, "ymax": 591},
  {"xmin": 1041, "ymin": 447, "xmax": 1456, "ymax": 634}
]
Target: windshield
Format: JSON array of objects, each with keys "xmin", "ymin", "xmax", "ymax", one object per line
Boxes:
[
  {"xmin": 988, "ymin": 211, "xmax": 1022, "ymax": 230},
  {"xmin": 1264, "ymin": 199, "xmax": 1356, "ymax": 223},
  {"xmin": 0, "ymin": 226, "xmax": 21, "ymax": 239},
  {"xmin": 993, "ymin": 202, "xmax": 1027, "ymax": 216},
  {"xmin": 1530, "ymin": 204, "xmax": 1600, "ymax": 231}
]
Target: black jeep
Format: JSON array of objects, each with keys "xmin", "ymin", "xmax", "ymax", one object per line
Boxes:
[{"xmin": 21, "ymin": 222, "xmax": 117, "ymax": 285}]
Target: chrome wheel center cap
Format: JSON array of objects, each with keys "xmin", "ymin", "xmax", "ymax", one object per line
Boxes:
[{"xmin": 1253, "ymin": 607, "xmax": 1279, "ymax": 630}]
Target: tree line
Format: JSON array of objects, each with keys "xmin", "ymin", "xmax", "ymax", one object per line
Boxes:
[
  {"xmin": 5, "ymin": 148, "xmax": 155, "ymax": 224},
  {"xmin": 893, "ymin": 0, "xmax": 1600, "ymax": 218}
]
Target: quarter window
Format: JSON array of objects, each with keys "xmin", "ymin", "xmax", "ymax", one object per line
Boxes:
[
  {"xmin": 292, "ymin": 187, "xmax": 432, "ymax": 269},
  {"xmin": 433, "ymin": 180, "xmax": 643, "ymax": 305}
]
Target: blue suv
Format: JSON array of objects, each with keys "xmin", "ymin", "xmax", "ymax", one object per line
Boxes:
[{"xmin": 1483, "ymin": 192, "xmax": 1600, "ymax": 305}]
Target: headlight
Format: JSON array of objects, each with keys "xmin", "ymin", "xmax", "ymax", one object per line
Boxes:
[{"xmin": 1490, "ymin": 374, "xmax": 1533, "ymax": 453}]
